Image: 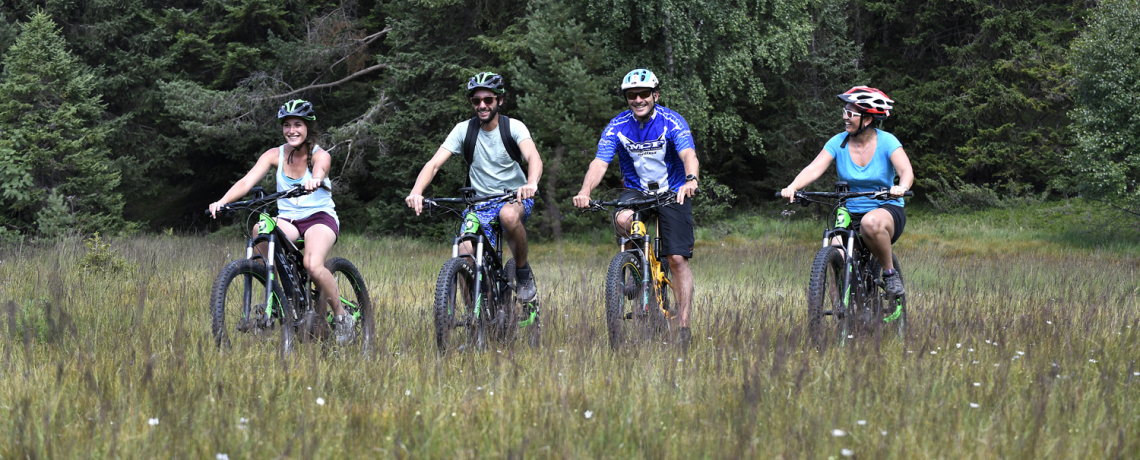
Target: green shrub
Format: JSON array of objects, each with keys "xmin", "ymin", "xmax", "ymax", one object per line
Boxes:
[{"xmin": 78, "ymin": 232, "xmax": 130, "ymax": 273}]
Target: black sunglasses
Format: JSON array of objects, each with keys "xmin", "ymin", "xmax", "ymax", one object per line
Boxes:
[
  {"xmin": 470, "ymin": 96, "xmax": 497, "ymax": 106},
  {"xmin": 624, "ymin": 89, "xmax": 654, "ymax": 101}
]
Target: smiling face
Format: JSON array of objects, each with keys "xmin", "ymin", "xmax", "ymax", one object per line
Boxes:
[
  {"xmin": 843, "ymin": 104, "xmax": 871, "ymax": 134},
  {"xmin": 625, "ymin": 87, "xmax": 658, "ymax": 119},
  {"xmin": 470, "ymin": 89, "xmax": 499, "ymax": 123},
  {"xmin": 281, "ymin": 117, "xmax": 308, "ymax": 148}
]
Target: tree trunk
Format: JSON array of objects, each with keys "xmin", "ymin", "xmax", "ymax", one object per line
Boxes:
[{"xmin": 543, "ymin": 145, "xmax": 565, "ymax": 241}]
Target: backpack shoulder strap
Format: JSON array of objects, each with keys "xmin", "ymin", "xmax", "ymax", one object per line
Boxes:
[
  {"xmin": 497, "ymin": 114, "xmax": 526, "ymax": 177},
  {"xmin": 461, "ymin": 117, "xmax": 480, "ymax": 186}
]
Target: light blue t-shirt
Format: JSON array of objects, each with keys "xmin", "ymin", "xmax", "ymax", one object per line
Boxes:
[
  {"xmin": 441, "ymin": 118, "xmax": 532, "ymax": 196},
  {"xmin": 824, "ymin": 129, "xmax": 904, "ymax": 214},
  {"xmin": 275, "ymin": 145, "xmax": 338, "ymax": 224}
]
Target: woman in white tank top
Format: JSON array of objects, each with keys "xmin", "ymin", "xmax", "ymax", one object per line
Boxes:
[{"xmin": 207, "ymin": 100, "xmax": 354, "ymax": 343}]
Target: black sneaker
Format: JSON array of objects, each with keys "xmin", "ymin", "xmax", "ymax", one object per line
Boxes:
[
  {"xmin": 516, "ymin": 264, "xmax": 538, "ymax": 303},
  {"xmin": 333, "ymin": 314, "xmax": 356, "ymax": 344},
  {"xmin": 882, "ymin": 269, "xmax": 905, "ymax": 297}
]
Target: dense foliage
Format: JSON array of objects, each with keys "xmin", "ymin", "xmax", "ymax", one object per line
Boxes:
[
  {"xmin": 0, "ymin": 0, "xmax": 1134, "ymax": 238},
  {"xmin": 1067, "ymin": 0, "xmax": 1140, "ymax": 213}
]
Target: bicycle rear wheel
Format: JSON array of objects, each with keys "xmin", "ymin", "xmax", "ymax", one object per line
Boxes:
[
  {"xmin": 210, "ymin": 259, "xmax": 293, "ymax": 350},
  {"xmin": 871, "ymin": 254, "xmax": 906, "ymax": 337},
  {"xmin": 324, "ymin": 257, "xmax": 374, "ymax": 347},
  {"xmin": 433, "ymin": 257, "xmax": 479, "ymax": 353},
  {"xmin": 806, "ymin": 246, "xmax": 845, "ymax": 349}
]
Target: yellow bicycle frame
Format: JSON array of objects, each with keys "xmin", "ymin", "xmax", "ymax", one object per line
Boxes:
[{"xmin": 630, "ymin": 219, "xmax": 673, "ymax": 319}]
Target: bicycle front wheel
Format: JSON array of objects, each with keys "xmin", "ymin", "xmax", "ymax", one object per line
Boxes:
[
  {"xmin": 806, "ymin": 246, "xmax": 845, "ymax": 349},
  {"xmin": 604, "ymin": 251, "xmax": 657, "ymax": 350},
  {"xmin": 433, "ymin": 257, "xmax": 478, "ymax": 353},
  {"xmin": 209, "ymin": 259, "xmax": 293, "ymax": 350}
]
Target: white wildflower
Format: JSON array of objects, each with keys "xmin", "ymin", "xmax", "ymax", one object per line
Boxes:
[
  {"xmin": 831, "ymin": 429, "xmax": 847, "ymax": 437},
  {"xmin": 316, "ymin": 398, "xmax": 326, "ymax": 405},
  {"xmin": 584, "ymin": 410, "xmax": 594, "ymax": 419},
  {"xmin": 148, "ymin": 418, "xmax": 159, "ymax": 426}
]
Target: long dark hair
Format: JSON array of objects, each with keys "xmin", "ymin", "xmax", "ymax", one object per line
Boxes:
[{"xmin": 286, "ymin": 119, "xmax": 320, "ymax": 173}]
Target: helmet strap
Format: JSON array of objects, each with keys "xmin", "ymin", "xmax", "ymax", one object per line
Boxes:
[{"xmin": 840, "ymin": 116, "xmax": 873, "ymax": 148}]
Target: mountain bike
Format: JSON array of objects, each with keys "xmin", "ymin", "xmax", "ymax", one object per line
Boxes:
[
  {"xmin": 779, "ymin": 182, "xmax": 912, "ymax": 347},
  {"xmin": 208, "ymin": 185, "xmax": 373, "ymax": 351},
  {"xmin": 585, "ymin": 190, "xmax": 684, "ymax": 350},
  {"xmin": 423, "ymin": 187, "xmax": 540, "ymax": 353}
]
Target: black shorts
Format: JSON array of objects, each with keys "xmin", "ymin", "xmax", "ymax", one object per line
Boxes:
[
  {"xmin": 850, "ymin": 204, "xmax": 906, "ymax": 244},
  {"xmin": 617, "ymin": 189, "xmax": 695, "ymax": 258}
]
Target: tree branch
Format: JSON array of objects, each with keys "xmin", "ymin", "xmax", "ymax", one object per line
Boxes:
[{"xmin": 266, "ymin": 63, "xmax": 388, "ymax": 101}]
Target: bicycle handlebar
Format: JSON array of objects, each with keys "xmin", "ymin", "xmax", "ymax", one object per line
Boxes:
[
  {"xmin": 586, "ymin": 190, "xmax": 681, "ymax": 211},
  {"xmin": 205, "ymin": 185, "xmax": 312, "ymax": 215},
  {"xmin": 425, "ymin": 188, "xmax": 540, "ymax": 207},
  {"xmin": 774, "ymin": 189, "xmax": 914, "ymax": 199}
]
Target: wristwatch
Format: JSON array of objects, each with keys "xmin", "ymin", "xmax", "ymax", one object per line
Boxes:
[{"xmin": 685, "ymin": 174, "xmax": 698, "ymax": 182}]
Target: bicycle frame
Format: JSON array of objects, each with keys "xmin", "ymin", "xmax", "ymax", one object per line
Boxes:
[
  {"xmin": 789, "ymin": 183, "xmax": 911, "ymax": 324},
  {"xmin": 428, "ymin": 187, "xmax": 536, "ymax": 330},
  {"xmin": 617, "ymin": 209, "xmax": 672, "ymax": 319}
]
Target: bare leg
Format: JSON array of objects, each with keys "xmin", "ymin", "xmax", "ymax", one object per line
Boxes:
[
  {"xmin": 859, "ymin": 209, "xmax": 896, "ymax": 270},
  {"xmin": 252, "ymin": 218, "xmax": 300, "ymax": 262},
  {"xmin": 301, "ymin": 224, "xmax": 345, "ymax": 316},
  {"xmin": 498, "ymin": 202, "xmax": 528, "ymax": 266},
  {"xmin": 668, "ymin": 254, "xmax": 694, "ymax": 328}
]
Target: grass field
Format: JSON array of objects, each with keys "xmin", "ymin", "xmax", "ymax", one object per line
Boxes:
[{"xmin": 1, "ymin": 205, "xmax": 1138, "ymax": 458}]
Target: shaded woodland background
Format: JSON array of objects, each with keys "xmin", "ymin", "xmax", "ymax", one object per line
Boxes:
[{"xmin": 1, "ymin": 0, "xmax": 1137, "ymax": 240}]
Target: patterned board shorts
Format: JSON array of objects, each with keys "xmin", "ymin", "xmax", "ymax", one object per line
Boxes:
[{"xmin": 473, "ymin": 198, "xmax": 534, "ymax": 250}]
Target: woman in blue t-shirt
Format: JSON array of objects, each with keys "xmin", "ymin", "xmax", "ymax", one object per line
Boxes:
[{"xmin": 780, "ymin": 86, "xmax": 914, "ymax": 296}]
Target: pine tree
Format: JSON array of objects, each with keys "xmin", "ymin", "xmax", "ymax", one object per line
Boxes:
[{"xmin": 0, "ymin": 11, "xmax": 124, "ymax": 237}]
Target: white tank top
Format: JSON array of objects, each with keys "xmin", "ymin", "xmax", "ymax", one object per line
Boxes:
[{"xmin": 276, "ymin": 145, "xmax": 338, "ymax": 224}]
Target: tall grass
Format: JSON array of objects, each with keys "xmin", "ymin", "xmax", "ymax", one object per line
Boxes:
[{"xmin": 0, "ymin": 222, "xmax": 1136, "ymax": 458}]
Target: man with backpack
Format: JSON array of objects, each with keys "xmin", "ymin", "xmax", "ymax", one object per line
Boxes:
[{"xmin": 406, "ymin": 72, "xmax": 544, "ymax": 303}]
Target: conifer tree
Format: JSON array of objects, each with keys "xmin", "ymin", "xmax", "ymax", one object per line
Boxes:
[{"xmin": 0, "ymin": 11, "xmax": 124, "ymax": 237}]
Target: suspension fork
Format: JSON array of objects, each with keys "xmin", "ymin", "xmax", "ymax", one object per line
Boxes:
[
  {"xmin": 841, "ymin": 232, "xmax": 857, "ymax": 317},
  {"xmin": 263, "ymin": 233, "xmax": 278, "ymax": 318}
]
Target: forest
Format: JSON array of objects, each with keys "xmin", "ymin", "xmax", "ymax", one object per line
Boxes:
[{"xmin": 1, "ymin": 0, "xmax": 1138, "ymax": 240}]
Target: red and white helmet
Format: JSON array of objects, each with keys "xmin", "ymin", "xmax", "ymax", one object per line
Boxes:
[{"xmin": 837, "ymin": 86, "xmax": 893, "ymax": 118}]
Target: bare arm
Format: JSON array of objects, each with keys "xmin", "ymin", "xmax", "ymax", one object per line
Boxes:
[
  {"xmin": 516, "ymin": 138, "xmax": 543, "ymax": 201},
  {"xmin": 304, "ymin": 148, "xmax": 333, "ymax": 191},
  {"xmin": 573, "ymin": 159, "xmax": 611, "ymax": 208},
  {"xmin": 888, "ymin": 147, "xmax": 914, "ymax": 197},
  {"xmin": 676, "ymin": 147, "xmax": 699, "ymax": 205},
  {"xmin": 780, "ymin": 149, "xmax": 835, "ymax": 202},
  {"xmin": 406, "ymin": 147, "xmax": 453, "ymax": 216},
  {"xmin": 209, "ymin": 149, "xmax": 278, "ymax": 218}
]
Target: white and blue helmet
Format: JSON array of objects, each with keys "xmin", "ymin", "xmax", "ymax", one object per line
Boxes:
[{"xmin": 620, "ymin": 69, "xmax": 659, "ymax": 93}]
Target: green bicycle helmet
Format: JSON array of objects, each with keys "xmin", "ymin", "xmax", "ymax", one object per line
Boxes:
[
  {"xmin": 278, "ymin": 99, "xmax": 316, "ymax": 123},
  {"xmin": 467, "ymin": 72, "xmax": 506, "ymax": 97}
]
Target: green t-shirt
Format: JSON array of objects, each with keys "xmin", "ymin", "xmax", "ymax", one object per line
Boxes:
[{"xmin": 441, "ymin": 118, "xmax": 531, "ymax": 196}]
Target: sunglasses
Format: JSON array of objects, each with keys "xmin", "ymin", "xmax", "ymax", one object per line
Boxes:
[
  {"xmin": 843, "ymin": 108, "xmax": 864, "ymax": 119},
  {"xmin": 470, "ymin": 96, "xmax": 497, "ymax": 106},
  {"xmin": 625, "ymin": 89, "xmax": 654, "ymax": 101}
]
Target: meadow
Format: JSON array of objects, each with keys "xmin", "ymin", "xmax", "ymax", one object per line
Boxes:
[{"xmin": 0, "ymin": 204, "xmax": 1137, "ymax": 458}]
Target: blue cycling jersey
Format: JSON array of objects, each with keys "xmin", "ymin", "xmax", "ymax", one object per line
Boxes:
[{"xmin": 595, "ymin": 106, "xmax": 695, "ymax": 193}]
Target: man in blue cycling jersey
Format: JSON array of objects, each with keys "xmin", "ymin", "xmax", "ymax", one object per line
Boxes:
[{"xmin": 572, "ymin": 69, "xmax": 700, "ymax": 349}]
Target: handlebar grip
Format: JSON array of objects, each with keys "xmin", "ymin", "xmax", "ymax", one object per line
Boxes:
[{"xmin": 904, "ymin": 191, "xmax": 914, "ymax": 197}]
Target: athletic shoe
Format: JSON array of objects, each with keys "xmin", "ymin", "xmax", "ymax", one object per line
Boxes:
[
  {"xmin": 333, "ymin": 314, "xmax": 356, "ymax": 344},
  {"xmin": 516, "ymin": 264, "xmax": 538, "ymax": 303},
  {"xmin": 882, "ymin": 269, "xmax": 905, "ymax": 297}
]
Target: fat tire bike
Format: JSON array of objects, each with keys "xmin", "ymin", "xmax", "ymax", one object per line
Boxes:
[
  {"xmin": 586, "ymin": 190, "xmax": 687, "ymax": 351},
  {"xmin": 779, "ymin": 181, "xmax": 913, "ymax": 348},
  {"xmin": 423, "ymin": 187, "xmax": 541, "ymax": 353},
  {"xmin": 208, "ymin": 185, "xmax": 373, "ymax": 351}
]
